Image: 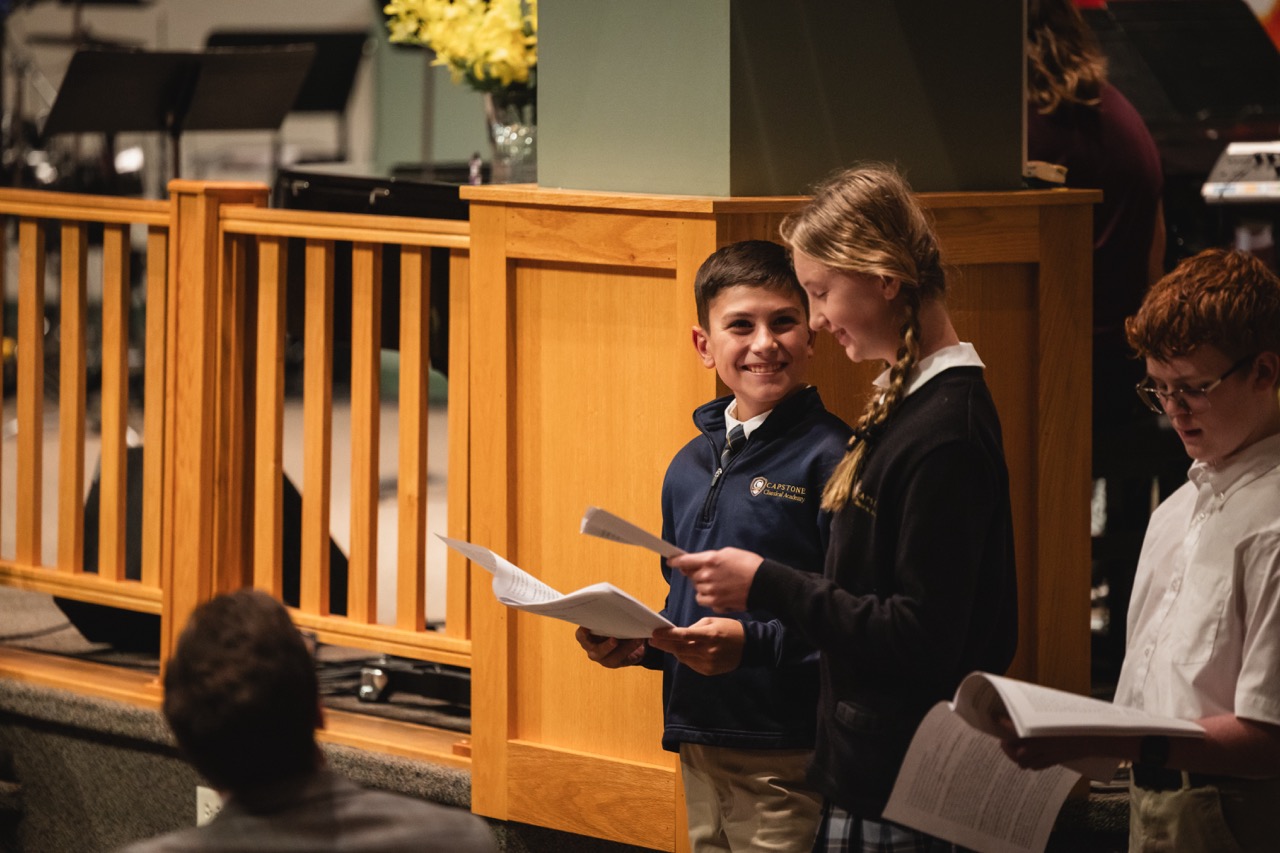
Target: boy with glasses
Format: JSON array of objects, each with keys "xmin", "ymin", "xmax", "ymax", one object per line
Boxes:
[{"xmin": 1003, "ymin": 248, "xmax": 1280, "ymax": 852}]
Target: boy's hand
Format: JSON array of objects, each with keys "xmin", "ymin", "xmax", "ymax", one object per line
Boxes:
[
  {"xmin": 575, "ymin": 626, "xmax": 646, "ymax": 668},
  {"xmin": 667, "ymin": 548, "xmax": 763, "ymax": 612},
  {"xmin": 649, "ymin": 618, "xmax": 745, "ymax": 676}
]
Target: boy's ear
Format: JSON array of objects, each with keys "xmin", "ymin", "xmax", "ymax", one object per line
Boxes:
[
  {"xmin": 1252, "ymin": 351, "xmax": 1280, "ymax": 390},
  {"xmin": 692, "ymin": 325, "xmax": 715, "ymax": 368}
]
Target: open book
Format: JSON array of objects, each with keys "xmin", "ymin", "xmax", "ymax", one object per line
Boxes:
[
  {"xmin": 882, "ymin": 672, "xmax": 1205, "ymax": 853},
  {"xmin": 437, "ymin": 534, "xmax": 671, "ymax": 639}
]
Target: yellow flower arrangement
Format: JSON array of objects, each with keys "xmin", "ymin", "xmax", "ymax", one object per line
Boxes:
[{"xmin": 384, "ymin": 0, "xmax": 538, "ymax": 95}]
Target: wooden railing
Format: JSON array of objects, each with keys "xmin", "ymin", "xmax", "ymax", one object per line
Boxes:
[
  {"xmin": 0, "ymin": 189, "xmax": 169, "ymax": 615},
  {"xmin": 0, "ymin": 181, "xmax": 473, "ymax": 680}
]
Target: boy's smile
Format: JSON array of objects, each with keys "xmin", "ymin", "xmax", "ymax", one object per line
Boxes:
[{"xmin": 693, "ymin": 284, "xmax": 815, "ymax": 421}]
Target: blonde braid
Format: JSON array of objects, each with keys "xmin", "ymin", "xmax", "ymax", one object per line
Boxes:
[{"xmin": 821, "ymin": 288, "xmax": 923, "ymax": 510}]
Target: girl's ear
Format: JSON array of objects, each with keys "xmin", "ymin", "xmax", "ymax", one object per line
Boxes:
[{"xmin": 879, "ymin": 276, "xmax": 902, "ymax": 302}]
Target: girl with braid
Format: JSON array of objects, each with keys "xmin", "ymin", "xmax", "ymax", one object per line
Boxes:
[{"xmin": 670, "ymin": 164, "xmax": 1018, "ymax": 852}]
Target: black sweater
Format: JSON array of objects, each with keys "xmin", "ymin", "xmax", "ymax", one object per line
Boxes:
[{"xmin": 751, "ymin": 367, "xmax": 1018, "ymax": 815}]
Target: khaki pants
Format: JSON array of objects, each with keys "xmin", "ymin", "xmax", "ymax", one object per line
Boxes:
[
  {"xmin": 679, "ymin": 742, "xmax": 823, "ymax": 853},
  {"xmin": 1130, "ymin": 775, "xmax": 1280, "ymax": 853}
]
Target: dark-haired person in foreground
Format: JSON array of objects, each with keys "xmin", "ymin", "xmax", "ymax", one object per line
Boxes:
[{"xmin": 117, "ymin": 589, "xmax": 495, "ymax": 853}]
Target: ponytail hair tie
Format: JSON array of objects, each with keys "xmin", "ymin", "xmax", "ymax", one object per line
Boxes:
[{"xmin": 851, "ymin": 423, "xmax": 884, "ymax": 447}]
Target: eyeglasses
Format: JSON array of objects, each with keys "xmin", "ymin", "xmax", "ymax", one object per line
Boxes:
[{"xmin": 1135, "ymin": 354, "xmax": 1255, "ymax": 415}]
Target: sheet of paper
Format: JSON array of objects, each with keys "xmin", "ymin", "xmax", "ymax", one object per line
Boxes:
[
  {"xmin": 884, "ymin": 704, "xmax": 1080, "ymax": 853},
  {"xmin": 579, "ymin": 506, "xmax": 684, "ymax": 558},
  {"xmin": 438, "ymin": 534, "xmax": 672, "ymax": 639}
]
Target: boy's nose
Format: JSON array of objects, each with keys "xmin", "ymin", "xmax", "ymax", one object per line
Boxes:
[{"xmin": 751, "ymin": 328, "xmax": 779, "ymax": 350}]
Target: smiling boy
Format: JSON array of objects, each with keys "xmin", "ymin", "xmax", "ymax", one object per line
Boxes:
[
  {"xmin": 1003, "ymin": 248, "xmax": 1280, "ymax": 852},
  {"xmin": 576, "ymin": 240, "xmax": 851, "ymax": 852}
]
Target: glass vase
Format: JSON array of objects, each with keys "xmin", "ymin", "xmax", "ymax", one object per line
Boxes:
[{"xmin": 483, "ymin": 89, "xmax": 537, "ymax": 184}]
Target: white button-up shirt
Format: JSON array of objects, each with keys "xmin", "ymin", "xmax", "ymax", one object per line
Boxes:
[{"xmin": 1114, "ymin": 432, "xmax": 1280, "ymax": 726}]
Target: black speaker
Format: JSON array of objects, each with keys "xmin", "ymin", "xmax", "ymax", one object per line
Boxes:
[{"xmin": 55, "ymin": 445, "xmax": 349, "ymax": 654}]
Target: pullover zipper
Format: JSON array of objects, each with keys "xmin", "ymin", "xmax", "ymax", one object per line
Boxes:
[{"xmin": 699, "ymin": 440, "xmax": 738, "ymax": 524}]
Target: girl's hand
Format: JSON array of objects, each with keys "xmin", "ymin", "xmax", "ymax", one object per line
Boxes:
[{"xmin": 667, "ymin": 548, "xmax": 764, "ymax": 613}]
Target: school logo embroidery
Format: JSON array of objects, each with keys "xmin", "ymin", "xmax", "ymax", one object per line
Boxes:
[
  {"xmin": 851, "ymin": 488, "xmax": 877, "ymax": 517},
  {"xmin": 748, "ymin": 477, "xmax": 807, "ymax": 504}
]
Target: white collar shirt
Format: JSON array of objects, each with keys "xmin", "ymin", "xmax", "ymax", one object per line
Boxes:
[
  {"xmin": 872, "ymin": 342, "xmax": 986, "ymax": 399},
  {"xmin": 1114, "ymin": 432, "xmax": 1280, "ymax": 726},
  {"xmin": 724, "ymin": 397, "xmax": 775, "ymax": 441}
]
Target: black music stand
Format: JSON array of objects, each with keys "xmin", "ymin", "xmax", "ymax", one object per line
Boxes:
[
  {"xmin": 206, "ymin": 30, "xmax": 368, "ymax": 161},
  {"xmin": 41, "ymin": 45, "xmax": 316, "ymax": 181}
]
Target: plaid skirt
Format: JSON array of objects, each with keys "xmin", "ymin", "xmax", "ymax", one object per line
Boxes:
[{"xmin": 812, "ymin": 802, "xmax": 967, "ymax": 853}]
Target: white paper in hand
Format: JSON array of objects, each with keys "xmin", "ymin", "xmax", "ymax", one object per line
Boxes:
[
  {"xmin": 580, "ymin": 506, "xmax": 685, "ymax": 558},
  {"xmin": 436, "ymin": 534, "xmax": 671, "ymax": 638}
]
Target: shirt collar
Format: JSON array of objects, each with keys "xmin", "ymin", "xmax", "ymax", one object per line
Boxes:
[
  {"xmin": 725, "ymin": 398, "xmax": 773, "ymax": 440},
  {"xmin": 1188, "ymin": 431, "xmax": 1280, "ymax": 499},
  {"xmin": 872, "ymin": 342, "xmax": 985, "ymax": 397}
]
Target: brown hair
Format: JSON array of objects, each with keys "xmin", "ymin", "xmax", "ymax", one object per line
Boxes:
[
  {"xmin": 1026, "ymin": 0, "xmax": 1107, "ymax": 114},
  {"xmin": 1126, "ymin": 248, "xmax": 1280, "ymax": 369},
  {"xmin": 163, "ymin": 590, "xmax": 320, "ymax": 791},
  {"xmin": 694, "ymin": 239, "xmax": 806, "ymax": 329},
  {"xmin": 779, "ymin": 163, "xmax": 945, "ymax": 510}
]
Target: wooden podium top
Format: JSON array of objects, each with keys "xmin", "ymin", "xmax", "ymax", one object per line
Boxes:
[{"xmin": 460, "ymin": 182, "xmax": 1100, "ymax": 213}]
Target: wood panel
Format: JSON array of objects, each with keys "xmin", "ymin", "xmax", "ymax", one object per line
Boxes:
[
  {"xmin": 510, "ymin": 260, "xmax": 704, "ymax": 759},
  {"xmin": 506, "ymin": 742, "xmax": 676, "ymax": 850},
  {"xmin": 461, "ymin": 185, "xmax": 1099, "ymax": 849},
  {"xmin": 467, "ymin": 201, "xmax": 516, "ymax": 818},
  {"xmin": 1033, "ymin": 203, "xmax": 1093, "ymax": 694}
]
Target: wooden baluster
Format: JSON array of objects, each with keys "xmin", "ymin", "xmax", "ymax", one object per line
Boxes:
[
  {"xmin": 56, "ymin": 222, "xmax": 87, "ymax": 573},
  {"xmin": 301, "ymin": 239, "xmax": 334, "ymax": 616},
  {"xmin": 397, "ymin": 246, "xmax": 429, "ymax": 633},
  {"xmin": 140, "ymin": 226, "xmax": 168, "ymax": 589},
  {"xmin": 216, "ymin": 234, "xmax": 254, "ymax": 594},
  {"xmin": 16, "ymin": 219, "xmax": 45, "ymax": 566},
  {"xmin": 445, "ymin": 249, "xmax": 471, "ymax": 639},
  {"xmin": 349, "ymin": 242, "xmax": 381, "ymax": 623},
  {"xmin": 97, "ymin": 223, "xmax": 130, "ymax": 581},
  {"xmin": 253, "ymin": 236, "xmax": 287, "ymax": 596},
  {"xmin": 0, "ymin": 219, "xmax": 5, "ymax": 538}
]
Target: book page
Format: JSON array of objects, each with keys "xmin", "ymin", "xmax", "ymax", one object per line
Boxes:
[
  {"xmin": 437, "ymin": 534, "xmax": 672, "ymax": 638},
  {"xmin": 580, "ymin": 506, "xmax": 685, "ymax": 558},
  {"xmin": 966, "ymin": 673, "xmax": 1206, "ymax": 739},
  {"xmin": 884, "ymin": 704, "xmax": 1080, "ymax": 853}
]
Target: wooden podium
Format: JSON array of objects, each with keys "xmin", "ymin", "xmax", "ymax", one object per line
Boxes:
[{"xmin": 458, "ymin": 184, "xmax": 1100, "ymax": 851}]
